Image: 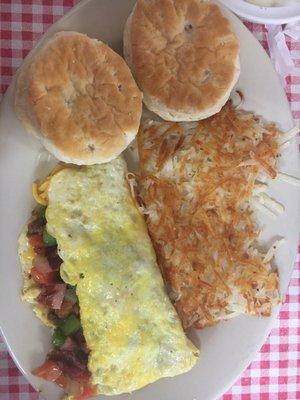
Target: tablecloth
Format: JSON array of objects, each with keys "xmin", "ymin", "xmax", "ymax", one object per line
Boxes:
[{"xmin": 0, "ymin": 1, "xmax": 299, "ymax": 399}]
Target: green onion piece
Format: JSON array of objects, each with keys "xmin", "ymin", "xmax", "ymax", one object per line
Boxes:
[
  {"xmin": 59, "ymin": 315, "xmax": 81, "ymax": 336},
  {"xmin": 52, "ymin": 328, "xmax": 66, "ymax": 348},
  {"xmin": 43, "ymin": 229, "xmax": 57, "ymax": 247}
]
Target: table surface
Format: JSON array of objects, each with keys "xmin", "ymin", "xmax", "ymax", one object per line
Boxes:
[{"xmin": 0, "ymin": 1, "xmax": 299, "ymax": 399}]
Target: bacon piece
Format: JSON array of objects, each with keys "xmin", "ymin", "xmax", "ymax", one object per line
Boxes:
[{"xmin": 37, "ymin": 284, "xmax": 66, "ymax": 310}]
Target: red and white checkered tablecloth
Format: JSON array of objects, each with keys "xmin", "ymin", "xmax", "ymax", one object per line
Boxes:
[{"xmin": 0, "ymin": 1, "xmax": 299, "ymax": 399}]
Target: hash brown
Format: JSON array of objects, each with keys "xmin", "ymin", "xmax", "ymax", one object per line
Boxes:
[{"xmin": 138, "ymin": 104, "xmax": 281, "ymax": 329}]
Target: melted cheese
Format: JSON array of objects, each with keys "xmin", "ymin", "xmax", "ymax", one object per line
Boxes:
[
  {"xmin": 32, "ymin": 164, "xmax": 66, "ymax": 205},
  {"xmin": 46, "ymin": 157, "xmax": 198, "ymax": 395}
]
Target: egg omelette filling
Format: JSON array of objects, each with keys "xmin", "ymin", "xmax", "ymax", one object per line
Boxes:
[
  {"xmin": 137, "ymin": 104, "xmax": 281, "ymax": 329},
  {"xmin": 18, "ymin": 157, "xmax": 199, "ymax": 399}
]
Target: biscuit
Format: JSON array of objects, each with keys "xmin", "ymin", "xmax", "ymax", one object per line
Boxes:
[
  {"xmin": 124, "ymin": 0, "xmax": 240, "ymax": 121},
  {"xmin": 15, "ymin": 31, "xmax": 143, "ymax": 164}
]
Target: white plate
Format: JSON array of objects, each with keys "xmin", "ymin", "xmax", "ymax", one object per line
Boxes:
[
  {"xmin": 0, "ymin": 1, "xmax": 299, "ymax": 400},
  {"xmin": 217, "ymin": 0, "xmax": 300, "ymax": 24}
]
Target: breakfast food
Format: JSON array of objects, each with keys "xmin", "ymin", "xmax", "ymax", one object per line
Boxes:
[
  {"xmin": 137, "ymin": 104, "xmax": 281, "ymax": 329},
  {"xmin": 124, "ymin": 0, "xmax": 240, "ymax": 121},
  {"xmin": 18, "ymin": 158, "xmax": 199, "ymax": 398},
  {"xmin": 15, "ymin": 31, "xmax": 143, "ymax": 165}
]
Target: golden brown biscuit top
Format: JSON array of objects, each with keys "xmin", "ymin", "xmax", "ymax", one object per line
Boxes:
[
  {"xmin": 130, "ymin": 0, "xmax": 239, "ymax": 114},
  {"xmin": 27, "ymin": 32, "xmax": 142, "ymax": 163}
]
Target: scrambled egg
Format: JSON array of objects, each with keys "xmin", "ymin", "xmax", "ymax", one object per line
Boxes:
[{"xmin": 45, "ymin": 157, "xmax": 198, "ymax": 395}]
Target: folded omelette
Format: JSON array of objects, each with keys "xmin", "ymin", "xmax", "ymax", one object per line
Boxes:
[{"xmin": 18, "ymin": 157, "xmax": 198, "ymax": 398}]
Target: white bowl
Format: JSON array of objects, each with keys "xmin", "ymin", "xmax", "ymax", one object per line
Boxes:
[{"xmin": 217, "ymin": 0, "xmax": 300, "ymax": 24}]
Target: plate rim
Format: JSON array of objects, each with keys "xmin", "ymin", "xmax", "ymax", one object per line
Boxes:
[
  {"xmin": 0, "ymin": 1, "xmax": 298, "ymax": 400},
  {"xmin": 217, "ymin": 0, "xmax": 300, "ymax": 24}
]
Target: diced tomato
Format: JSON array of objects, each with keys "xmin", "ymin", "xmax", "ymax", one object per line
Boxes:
[
  {"xmin": 31, "ymin": 268, "xmax": 55, "ymax": 285},
  {"xmin": 55, "ymin": 373, "xmax": 69, "ymax": 389},
  {"xmin": 34, "ymin": 362, "xmax": 94, "ymax": 399},
  {"xmin": 60, "ymin": 375, "xmax": 96, "ymax": 400},
  {"xmin": 28, "ymin": 233, "xmax": 44, "ymax": 250},
  {"xmin": 76, "ymin": 384, "xmax": 97, "ymax": 400},
  {"xmin": 32, "ymin": 255, "xmax": 52, "ymax": 273},
  {"xmin": 31, "ymin": 267, "xmax": 57, "ymax": 285},
  {"xmin": 32, "ymin": 360, "xmax": 62, "ymax": 382}
]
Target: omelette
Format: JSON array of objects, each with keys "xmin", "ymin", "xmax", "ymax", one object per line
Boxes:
[
  {"xmin": 137, "ymin": 104, "xmax": 281, "ymax": 329},
  {"xmin": 18, "ymin": 157, "xmax": 199, "ymax": 399}
]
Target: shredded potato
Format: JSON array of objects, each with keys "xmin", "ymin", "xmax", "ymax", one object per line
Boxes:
[
  {"xmin": 279, "ymin": 125, "xmax": 299, "ymax": 145},
  {"xmin": 277, "ymin": 172, "xmax": 300, "ymax": 187},
  {"xmin": 126, "ymin": 172, "xmax": 147, "ymax": 214},
  {"xmin": 138, "ymin": 104, "xmax": 281, "ymax": 329},
  {"xmin": 263, "ymin": 239, "xmax": 285, "ymax": 264},
  {"xmin": 257, "ymin": 193, "xmax": 285, "ymax": 215}
]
